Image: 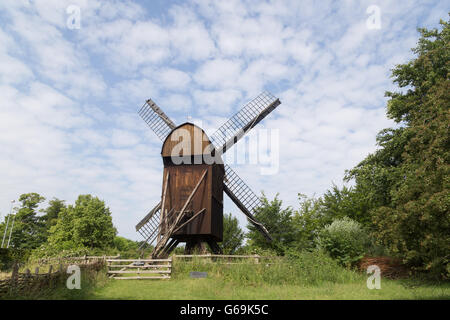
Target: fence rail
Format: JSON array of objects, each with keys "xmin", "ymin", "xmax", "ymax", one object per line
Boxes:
[
  {"xmin": 172, "ymin": 254, "xmax": 277, "ymax": 264},
  {"xmin": 37, "ymin": 255, "xmax": 120, "ymax": 264},
  {"xmin": 107, "ymin": 257, "xmax": 172, "ymax": 280}
]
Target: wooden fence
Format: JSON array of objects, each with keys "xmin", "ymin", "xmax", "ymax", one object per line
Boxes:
[
  {"xmin": 172, "ymin": 254, "xmax": 277, "ymax": 264},
  {"xmin": 0, "ymin": 256, "xmax": 110, "ymax": 297},
  {"xmin": 107, "ymin": 257, "xmax": 172, "ymax": 280},
  {"xmin": 104, "ymin": 254, "xmax": 277, "ymax": 281},
  {"xmin": 0, "ymin": 254, "xmax": 278, "ymax": 291}
]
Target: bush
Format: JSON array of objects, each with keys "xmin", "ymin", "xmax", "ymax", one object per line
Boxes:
[
  {"xmin": 0, "ymin": 248, "xmax": 32, "ymax": 271},
  {"xmin": 317, "ymin": 217, "xmax": 370, "ymax": 267}
]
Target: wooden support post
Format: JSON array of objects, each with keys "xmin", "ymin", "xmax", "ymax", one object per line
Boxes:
[{"xmin": 172, "ymin": 208, "xmax": 206, "ymax": 234}]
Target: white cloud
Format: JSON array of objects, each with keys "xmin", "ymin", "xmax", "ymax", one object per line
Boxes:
[
  {"xmin": 194, "ymin": 59, "xmax": 242, "ymax": 88},
  {"xmin": 158, "ymin": 68, "xmax": 191, "ymax": 89},
  {"xmin": 193, "ymin": 89, "xmax": 242, "ymax": 115},
  {"xmin": 111, "ymin": 130, "xmax": 141, "ymax": 148},
  {"xmin": 159, "ymin": 93, "xmax": 193, "ymax": 113}
]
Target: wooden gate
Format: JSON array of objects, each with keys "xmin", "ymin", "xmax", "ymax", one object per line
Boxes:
[{"xmin": 107, "ymin": 257, "xmax": 172, "ymax": 280}]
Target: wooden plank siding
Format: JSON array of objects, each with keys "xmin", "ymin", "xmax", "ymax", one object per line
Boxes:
[
  {"xmin": 159, "ymin": 122, "xmax": 224, "ymax": 243},
  {"xmin": 161, "ymin": 123, "xmax": 213, "ymax": 158}
]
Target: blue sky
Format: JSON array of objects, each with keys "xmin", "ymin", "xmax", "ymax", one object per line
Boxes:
[{"xmin": 0, "ymin": 0, "xmax": 448, "ymax": 240}]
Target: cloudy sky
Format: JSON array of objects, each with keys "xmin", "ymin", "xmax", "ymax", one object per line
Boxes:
[{"xmin": 0, "ymin": 0, "xmax": 448, "ymax": 240}]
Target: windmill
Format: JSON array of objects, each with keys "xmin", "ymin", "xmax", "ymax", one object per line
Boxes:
[{"xmin": 136, "ymin": 91, "xmax": 281, "ymax": 258}]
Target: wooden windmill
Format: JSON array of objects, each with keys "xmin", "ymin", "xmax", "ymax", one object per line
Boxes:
[{"xmin": 136, "ymin": 92, "xmax": 281, "ymax": 258}]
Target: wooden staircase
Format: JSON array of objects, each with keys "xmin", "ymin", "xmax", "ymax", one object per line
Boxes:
[{"xmin": 107, "ymin": 257, "xmax": 172, "ymax": 280}]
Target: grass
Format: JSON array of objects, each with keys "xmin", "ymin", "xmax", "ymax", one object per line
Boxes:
[
  {"xmin": 89, "ymin": 277, "xmax": 450, "ymax": 300},
  {"xmin": 3, "ymin": 252, "xmax": 449, "ymax": 300},
  {"xmin": 88, "ymin": 253, "xmax": 449, "ymax": 300}
]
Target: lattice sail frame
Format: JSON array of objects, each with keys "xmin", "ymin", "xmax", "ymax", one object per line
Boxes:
[
  {"xmin": 138, "ymin": 99, "xmax": 176, "ymax": 140},
  {"xmin": 210, "ymin": 91, "xmax": 280, "ymax": 155},
  {"xmin": 136, "ymin": 202, "xmax": 161, "ymax": 248}
]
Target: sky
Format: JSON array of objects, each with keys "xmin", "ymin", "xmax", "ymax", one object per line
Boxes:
[{"xmin": 0, "ymin": 0, "xmax": 448, "ymax": 240}]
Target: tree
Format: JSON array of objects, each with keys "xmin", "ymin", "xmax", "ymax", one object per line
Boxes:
[
  {"xmin": 347, "ymin": 18, "xmax": 450, "ymax": 276},
  {"xmin": 113, "ymin": 236, "xmax": 138, "ymax": 252},
  {"xmin": 42, "ymin": 198, "xmax": 66, "ymax": 229},
  {"xmin": 291, "ymin": 193, "xmax": 328, "ymax": 250},
  {"xmin": 4, "ymin": 193, "xmax": 46, "ymax": 249},
  {"xmin": 246, "ymin": 194, "xmax": 296, "ymax": 255},
  {"xmin": 41, "ymin": 198, "xmax": 66, "ymax": 240},
  {"xmin": 48, "ymin": 194, "xmax": 117, "ymax": 251},
  {"xmin": 321, "ymin": 185, "xmax": 375, "ymax": 227},
  {"xmin": 221, "ymin": 213, "xmax": 245, "ymax": 254}
]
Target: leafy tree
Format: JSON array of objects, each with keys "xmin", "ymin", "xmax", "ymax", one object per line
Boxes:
[
  {"xmin": 3, "ymin": 193, "xmax": 46, "ymax": 249},
  {"xmin": 247, "ymin": 194, "xmax": 296, "ymax": 255},
  {"xmin": 321, "ymin": 185, "xmax": 376, "ymax": 227},
  {"xmin": 42, "ymin": 198, "xmax": 66, "ymax": 229},
  {"xmin": 48, "ymin": 194, "xmax": 117, "ymax": 251},
  {"xmin": 347, "ymin": 18, "xmax": 450, "ymax": 276},
  {"xmin": 112, "ymin": 236, "xmax": 139, "ymax": 258},
  {"xmin": 221, "ymin": 213, "xmax": 245, "ymax": 254},
  {"xmin": 291, "ymin": 194, "xmax": 328, "ymax": 250},
  {"xmin": 40, "ymin": 198, "xmax": 66, "ymax": 240},
  {"xmin": 113, "ymin": 236, "xmax": 138, "ymax": 252}
]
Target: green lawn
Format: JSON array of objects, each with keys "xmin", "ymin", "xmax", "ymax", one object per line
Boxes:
[
  {"xmin": 87, "ymin": 277, "xmax": 450, "ymax": 300},
  {"xmin": 5, "ymin": 254, "xmax": 449, "ymax": 300}
]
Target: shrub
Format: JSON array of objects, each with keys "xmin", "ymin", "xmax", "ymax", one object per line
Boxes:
[
  {"xmin": 317, "ymin": 217, "xmax": 369, "ymax": 267},
  {"xmin": 0, "ymin": 249, "xmax": 32, "ymax": 271}
]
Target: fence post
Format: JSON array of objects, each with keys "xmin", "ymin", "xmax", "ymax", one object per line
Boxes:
[
  {"xmin": 9, "ymin": 263, "xmax": 19, "ymax": 293},
  {"xmin": 58, "ymin": 263, "xmax": 64, "ymax": 285},
  {"xmin": 47, "ymin": 265, "xmax": 53, "ymax": 287}
]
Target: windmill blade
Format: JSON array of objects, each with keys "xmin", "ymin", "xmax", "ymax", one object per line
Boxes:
[
  {"xmin": 136, "ymin": 201, "xmax": 161, "ymax": 249},
  {"xmin": 223, "ymin": 164, "xmax": 272, "ymax": 241},
  {"xmin": 138, "ymin": 99, "xmax": 176, "ymax": 141},
  {"xmin": 210, "ymin": 91, "xmax": 281, "ymax": 157},
  {"xmin": 136, "ymin": 99, "xmax": 175, "ymax": 248}
]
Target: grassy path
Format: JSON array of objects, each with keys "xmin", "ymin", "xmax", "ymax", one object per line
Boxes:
[{"xmin": 88, "ymin": 277, "xmax": 450, "ymax": 300}]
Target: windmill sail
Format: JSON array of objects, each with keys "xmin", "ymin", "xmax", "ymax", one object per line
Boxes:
[
  {"xmin": 136, "ymin": 201, "xmax": 161, "ymax": 249},
  {"xmin": 136, "ymin": 99, "xmax": 177, "ymax": 248},
  {"xmin": 223, "ymin": 164, "xmax": 272, "ymax": 241},
  {"xmin": 210, "ymin": 91, "xmax": 281, "ymax": 156},
  {"xmin": 138, "ymin": 99, "xmax": 176, "ymax": 141}
]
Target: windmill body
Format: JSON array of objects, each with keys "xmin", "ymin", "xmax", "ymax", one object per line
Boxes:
[
  {"xmin": 135, "ymin": 92, "xmax": 281, "ymax": 258},
  {"xmin": 160, "ymin": 122, "xmax": 224, "ymax": 253}
]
